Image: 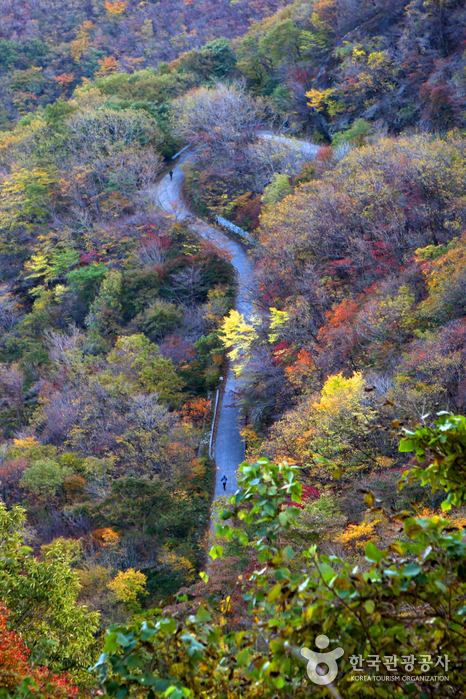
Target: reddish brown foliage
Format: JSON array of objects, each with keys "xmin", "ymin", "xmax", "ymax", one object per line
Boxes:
[
  {"xmin": 0, "ymin": 458, "xmax": 27, "ymax": 506},
  {"xmin": 0, "ymin": 604, "xmax": 77, "ymax": 698},
  {"xmin": 181, "ymin": 397, "xmax": 211, "ymax": 426}
]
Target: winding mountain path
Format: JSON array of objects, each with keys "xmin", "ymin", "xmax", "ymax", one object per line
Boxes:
[
  {"xmin": 152, "ymin": 134, "xmax": 317, "ymax": 499},
  {"xmin": 153, "ymin": 153, "xmax": 255, "ymax": 498}
]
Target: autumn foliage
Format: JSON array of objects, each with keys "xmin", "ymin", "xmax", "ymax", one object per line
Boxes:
[
  {"xmin": 0, "ymin": 604, "xmax": 77, "ymax": 698},
  {"xmin": 0, "ymin": 0, "xmax": 465, "ymax": 696}
]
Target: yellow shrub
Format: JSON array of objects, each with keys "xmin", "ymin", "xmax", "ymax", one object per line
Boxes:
[
  {"xmin": 336, "ymin": 512, "xmax": 385, "ymax": 551},
  {"xmin": 108, "ymin": 569, "xmax": 147, "ymax": 604},
  {"xmin": 161, "ymin": 547, "xmax": 195, "ymax": 582}
]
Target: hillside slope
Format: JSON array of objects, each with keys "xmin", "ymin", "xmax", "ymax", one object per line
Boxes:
[
  {"xmin": 0, "ymin": 0, "xmax": 289, "ymax": 123},
  {"xmin": 234, "ymin": 0, "xmax": 466, "ymax": 137}
]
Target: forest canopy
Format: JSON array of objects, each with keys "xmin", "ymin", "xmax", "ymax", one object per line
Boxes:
[{"xmin": 0, "ymin": 0, "xmax": 466, "ymax": 697}]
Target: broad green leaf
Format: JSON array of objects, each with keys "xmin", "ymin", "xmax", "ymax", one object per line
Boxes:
[
  {"xmin": 237, "ymin": 649, "xmax": 250, "ymax": 666},
  {"xmin": 403, "ymin": 563, "xmax": 422, "ymax": 577},
  {"xmin": 365, "ymin": 542, "xmax": 387, "ymax": 563},
  {"xmin": 317, "ymin": 563, "xmax": 335, "ymax": 583},
  {"xmin": 159, "ymin": 618, "xmax": 176, "ymax": 634},
  {"xmin": 399, "ymin": 439, "xmax": 415, "ymax": 452},
  {"xmin": 278, "ymin": 511, "xmax": 288, "ymax": 527},
  {"xmin": 209, "ymin": 545, "xmax": 223, "ymax": 560},
  {"xmin": 196, "ymin": 605, "xmax": 212, "ymax": 623},
  {"xmin": 284, "ymin": 546, "xmax": 294, "ymax": 560},
  {"xmin": 153, "ymin": 680, "xmax": 171, "ymax": 691}
]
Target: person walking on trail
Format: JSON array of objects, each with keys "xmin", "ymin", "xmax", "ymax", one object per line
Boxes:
[
  {"xmin": 221, "ymin": 475, "xmax": 228, "ymax": 491},
  {"xmin": 169, "ymin": 170, "xmax": 174, "ymax": 180}
]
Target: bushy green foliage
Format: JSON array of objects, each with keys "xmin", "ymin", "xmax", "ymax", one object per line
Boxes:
[
  {"xmin": 399, "ymin": 412, "xmax": 466, "ymax": 510},
  {"xmin": 0, "ymin": 504, "xmax": 99, "ymax": 684},
  {"xmin": 67, "ymin": 264, "xmax": 109, "ymax": 308},
  {"xmin": 204, "ymin": 38, "xmax": 237, "ymax": 77},
  {"xmin": 261, "ymin": 173, "xmax": 292, "ymax": 206},
  {"xmin": 93, "ymin": 414, "xmax": 466, "ymax": 698},
  {"xmin": 20, "ymin": 459, "xmax": 73, "ymax": 497},
  {"xmin": 332, "ymin": 118, "xmax": 372, "ymax": 147},
  {"xmin": 120, "ymin": 270, "xmax": 161, "ymax": 323},
  {"xmin": 135, "ymin": 302, "xmax": 183, "ymax": 342}
]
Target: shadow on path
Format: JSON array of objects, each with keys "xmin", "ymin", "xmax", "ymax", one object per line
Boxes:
[{"xmin": 151, "ymin": 154, "xmax": 255, "ymax": 500}]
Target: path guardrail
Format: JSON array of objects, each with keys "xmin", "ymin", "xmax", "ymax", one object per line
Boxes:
[
  {"xmin": 209, "ymin": 378, "xmax": 223, "ymax": 459},
  {"xmin": 172, "ymin": 144, "xmax": 191, "ymax": 160},
  {"xmin": 215, "ymin": 215, "xmax": 252, "ymax": 242}
]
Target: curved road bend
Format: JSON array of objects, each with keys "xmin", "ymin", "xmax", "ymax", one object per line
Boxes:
[
  {"xmin": 153, "ymin": 153, "xmax": 255, "ymax": 499},
  {"xmin": 153, "ymin": 135, "xmax": 317, "ymax": 499}
]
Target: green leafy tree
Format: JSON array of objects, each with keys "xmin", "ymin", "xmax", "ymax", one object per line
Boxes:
[
  {"xmin": 0, "ymin": 40, "xmax": 20, "ymax": 69},
  {"xmin": 43, "ymin": 98, "xmax": 78, "ymax": 128},
  {"xmin": 0, "ymin": 168, "xmax": 57, "ymax": 231},
  {"xmin": 67, "ymin": 263, "xmax": 109, "ymax": 308},
  {"xmin": 86, "ymin": 270, "xmax": 122, "ymax": 339},
  {"xmin": 332, "ymin": 118, "xmax": 373, "ymax": 147},
  {"xmin": 260, "ymin": 19, "xmax": 302, "ymax": 65},
  {"xmin": 94, "ymin": 412, "xmax": 466, "ymax": 698},
  {"xmin": 120, "ymin": 269, "xmax": 161, "ymax": 324},
  {"xmin": 20, "ymin": 459, "xmax": 73, "ymax": 498},
  {"xmin": 24, "ymin": 249, "xmax": 80, "ymax": 285},
  {"xmin": 101, "ymin": 334, "xmax": 183, "ymax": 405},
  {"xmin": 0, "ymin": 505, "xmax": 99, "ymax": 685},
  {"xmin": 135, "ymin": 302, "xmax": 183, "ymax": 342},
  {"xmin": 261, "ymin": 173, "xmax": 292, "ymax": 207},
  {"xmin": 204, "ymin": 38, "xmax": 236, "ymax": 77},
  {"xmin": 23, "ymin": 39, "xmax": 50, "ymax": 64}
]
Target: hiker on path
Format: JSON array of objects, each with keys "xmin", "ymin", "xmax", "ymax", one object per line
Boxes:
[
  {"xmin": 220, "ymin": 475, "xmax": 228, "ymax": 491},
  {"xmin": 169, "ymin": 170, "xmax": 174, "ymax": 180}
]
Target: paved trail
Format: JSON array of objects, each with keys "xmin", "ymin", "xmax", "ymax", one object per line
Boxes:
[
  {"xmin": 259, "ymin": 132, "xmax": 320, "ymax": 159},
  {"xmin": 153, "ymin": 135, "xmax": 317, "ymax": 499},
  {"xmin": 152, "ymin": 154, "xmax": 255, "ymax": 498}
]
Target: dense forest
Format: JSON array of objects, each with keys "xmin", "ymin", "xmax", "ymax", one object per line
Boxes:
[
  {"xmin": 1, "ymin": 0, "xmax": 466, "ymax": 697},
  {"xmin": 0, "ymin": 0, "xmax": 287, "ymax": 124}
]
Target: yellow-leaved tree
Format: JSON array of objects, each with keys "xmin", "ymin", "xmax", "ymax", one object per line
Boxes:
[
  {"xmin": 261, "ymin": 372, "xmax": 391, "ymax": 482},
  {"xmin": 219, "ymin": 309, "xmax": 259, "ymax": 375},
  {"xmin": 0, "ymin": 167, "xmax": 57, "ymax": 230},
  {"xmin": 108, "ymin": 569, "xmax": 147, "ymax": 611}
]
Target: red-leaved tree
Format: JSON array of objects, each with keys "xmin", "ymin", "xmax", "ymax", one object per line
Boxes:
[{"xmin": 0, "ymin": 604, "xmax": 77, "ymax": 698}]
